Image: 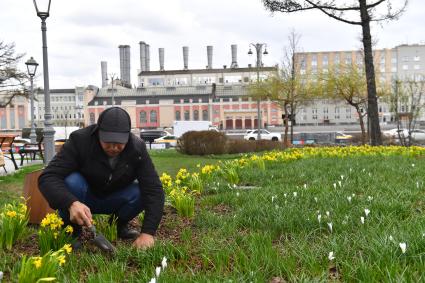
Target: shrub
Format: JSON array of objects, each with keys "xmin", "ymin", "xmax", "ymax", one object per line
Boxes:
[
  {"xmin": 0, "ymin": 201, "xmax": 29, "ymax": 250},
  {"xmin": 177, "ymin": 131, "xmax": 227, "ymax": 155}
]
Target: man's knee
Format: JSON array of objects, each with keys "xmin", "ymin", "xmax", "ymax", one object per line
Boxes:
[
  {"xmin": 64, "ymin": 172, "xmax": 89, "ymax": 200},
  {"xmin": 122, "ymin": 183, "xmax": 142, "ymax": 204}
]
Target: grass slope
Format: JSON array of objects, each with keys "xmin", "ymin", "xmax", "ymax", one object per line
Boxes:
[{"xmin": 1, "ymin": 150, "xmax": 425, "ymax": 282}]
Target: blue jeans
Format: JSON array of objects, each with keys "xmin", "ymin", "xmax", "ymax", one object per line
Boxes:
[{"xmin": 59, "ymin": 172, "xmax": 144, "ymax": 229}]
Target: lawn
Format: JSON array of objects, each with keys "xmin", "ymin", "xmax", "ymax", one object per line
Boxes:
[{"xmin": 1, "ymin": 148, "xmax": 425, "ymax": 282}]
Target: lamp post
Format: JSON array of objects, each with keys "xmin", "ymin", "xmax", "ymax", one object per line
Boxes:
[
  {"xmin": 33, "ymin": 0, "xmax": 55, "ymax": 164},
  {"xmin": 248, "ymin": 43, "xmax": 268, "ymax": 140},
  {"xmin": 25, "ymin": 57, "xmax": 39, "ymax": 143}
]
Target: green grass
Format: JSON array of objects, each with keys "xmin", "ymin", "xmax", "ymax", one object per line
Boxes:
[{"xmin": 1, "ymin": 149, "xmax": 425, "ymax": 281}]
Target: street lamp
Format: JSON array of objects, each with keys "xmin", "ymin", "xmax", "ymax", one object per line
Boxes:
[
  {"xmin": 248, "ymin": 43, "xmax": 268, "ymax": 140},
  {"xmin": 25, "ymin": 57, "xmax": 39, "ymax": 143},
  {"xmin": 33, "ymin": 0, "xmax": 55, "ymax": 164}
]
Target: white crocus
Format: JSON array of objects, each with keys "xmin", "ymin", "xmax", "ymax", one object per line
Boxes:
[
  {"xmin": 368, "ymin": 172, "xmax": 371, "ymax": 177},
  {"xmin": 236, "ymin": 192, "xmax": 240, "ymax": 197},
  {"xmin": 389, "ymin": 235, "xmax": 394, "ymax": 241},
  {"xmin": 0, "ymin": 271, "xmax": 3, "ymax": 280},
  {"xmin": 293, "ymin": 192, "xmax": 297, "ymax": 197},
  {"xmin": 368, "ymin": 196, "xmax": 373, "ymax": 202},
  {"xmin": 284, "ymin": 193, "xmax": 287, "ymax": 198},
  {"xmin": 326, "ymin": 211, "xmax": 330, "ymax": 217},
  {"xmin": 155, "ymin": 266, "xmax": 161, "ymax": 277},
  {"xmin": 422, "ymin": 233, "xmax": 425, "ymax": 238},
  {"xmin": 328, "ymin": 222, "xmax": 333, "ymax": 233},
  {"xmin": 349, "ymin": 167, "xmax": 352, "ymax": 172},
  {"xmin": 271, "ymin": 196, "xmax": 275, "ymax": 202},
  {"xmin": 328, "ymin": 251, "xmax": 335, "ymax": 261},
  {"xmin": 161, "ymin": 257, "xmax": 167, "ymax": 269},
  {"xmin": 314, "ymin": 197, "xmax": 318, "ymax": 203},
  {"xmin": 412, "ymin": 163, "xmax": 415, "ymax": 167},
  {"xmin": 317, "ymin": 214, "xmax": 322, "ymax": 223},
  {"xmin": 417, "ymin": 182, "xmax": 420, "ymax": 189},
  {"xmin": 347, "ymin": 196, "xmax": 352, "ymax": 203},
  {"xmin": 333, "ymin": 183, "xmax": 337, "ymax": 189},
  {"xmin": 364, "ymin": 209, "xmax": 370, "ymax": 217},
  {"xmin": 341, "ymin": 175, "xmax": 344, "ymax": 180},
  {"xmin": 149, "ymin": 278, "xmax": 156, "ymax": 283},
  {"xmin": 338, "ymin": 181, "xmax": 342, "ymax": 187},
  {"xmin": 360, "ymin": 216, "xmax": 365, "ymax": 224},
  {"xmin": 399, "ymin": 242, "xmax": 407, "ymax": 254},
  {"xmin": 304, "ymin": 183, "xmax": 307, "ymax": 189}
]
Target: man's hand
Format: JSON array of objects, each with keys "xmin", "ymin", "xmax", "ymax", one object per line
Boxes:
[
  {"xmin": 133, "ymin": 233, "xmax": 155, "ymax": 249},
  {"xmin": 69, "ymin": 201, "xmax": 92, "ymax": 227}
]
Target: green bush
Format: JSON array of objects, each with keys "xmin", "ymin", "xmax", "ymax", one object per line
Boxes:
[{"xmin": 177, "ymin": 131, "xmax": 227, "ymax": 155}]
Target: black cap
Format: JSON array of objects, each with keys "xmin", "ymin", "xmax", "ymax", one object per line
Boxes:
[{"xmin": 98, "ymin": 107, "xmax": 131, "ymax": 143}]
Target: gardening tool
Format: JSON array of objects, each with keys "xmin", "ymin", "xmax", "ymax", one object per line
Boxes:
[{"xmin": 88, "ymin": 225, "xmax": 116, "ymax": 254}]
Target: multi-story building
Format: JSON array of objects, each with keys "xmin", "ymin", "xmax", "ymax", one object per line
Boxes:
[
  {"xmin": 86, "ymin": 43, "xmax": 283, "ymax": 130},
  {"xmin": 295, "ymin": 44, "xmax": 425, "ymax": 125},
  {"xmin": 85, "ymin": 43, "xmax": 425, "ymax": 130},
  {"xmin": 0, "ymin": 95, "xmax": 28, "ymax": 131},
  {"xmin": 34, "ymin": 87, "xmax": 86, "ymax": 128}
]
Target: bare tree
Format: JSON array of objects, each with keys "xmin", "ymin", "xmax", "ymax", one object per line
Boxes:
[
  {"xmin": 261, "ymin": 0, "xmax": 408, "ymax": 145},
  {"xmin": 0, "ymin": 41, "xmax": 29, "ymax": 107},
  {"xmin": 390, "ymin": 77, "xmax": 425, "ymax": 146},
  {"xmin": 249, "ymin": 30, "xmax": 314, "ymax": 146}
]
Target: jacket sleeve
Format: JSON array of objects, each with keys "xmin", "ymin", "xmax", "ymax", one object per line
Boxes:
[
  {"xmin": 136, "ymin": 141, "xmax": 165, "ymax": 235},
  {"xmin": 38, "ymin": 134, "xmax": 81, "ymax": 210}
]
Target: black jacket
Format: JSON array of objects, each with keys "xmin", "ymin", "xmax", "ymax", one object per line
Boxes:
[{"xmin": 38, "ymin": 125, "xmax": 164, "ymax": 235}]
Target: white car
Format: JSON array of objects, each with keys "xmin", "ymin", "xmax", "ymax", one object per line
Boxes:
[
  {"xmin": 153, "ymin": 135, "xmax": 178, "ymax": 147},
  {"xmin": 382, "ymin": 128, "xmax": 407, "ymax": 138},
  {"xmin": 243, "ymin": 129, "xmax": 281, "ymax": 141}
]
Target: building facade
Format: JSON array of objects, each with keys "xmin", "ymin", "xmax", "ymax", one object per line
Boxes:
[
  {"xmin": 84, "ymin": 43, "xmax": 424, "ymax": 130},
  {"xmin": 0, "ymin": 95, "xmax": 28, "ymax": 131},
  {"xmin": 34, "ymin": 87, "xmax": 86, "ymax": 128}
]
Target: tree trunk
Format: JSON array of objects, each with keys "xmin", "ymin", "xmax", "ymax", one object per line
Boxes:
[
  {"xmin": 283, "ymin": 105, "xmax": 289, "ymax": 147},
  {"xmin": 359, "ymin": 0, "xmax": 382, "ymax": 145},
  {"xmin": 355, "ymin": 106, "xmax": 367, "ymax": 145}
]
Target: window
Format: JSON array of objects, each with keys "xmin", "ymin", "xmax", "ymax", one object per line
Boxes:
[
  {"xmin": 202, "ymin": 110, "xmax": 208, "ymax": 121},
  {"xmin": 175, "ymin": 110, "xmax": 181, "ymax": 121},
  {"xmin": 193, "ymin": 110, "xmax": 199, "ymax": 120},
  {"xmin": 89, "ymin": 113, "xmax": 95, "ymax": 125},
  {"xmin": 322, "ymin": 55, "xmax": 328, "ymax": 66},
  {"xmin": 402, "ymin": 65, "xmax": 409, "ymax": 70},
  {"xmin": 139, "ymin": 111, "xmax": 147, "ymax": 123},
  {"xmin": 150, "ymin": 110, "xmax": 157, "ymax": 123},
  {"xmin": 402, "ymin": 56, "xmax": 409, "ymax": 62},
  {"xmin": 414, "ymin": 65, "xmax": 420, "ymax": 70},
  {"xmin": 414, "ymin": 56, "xmax": 420, "ymax": 61},
  {"xmin": 184, "ymin": 110, "xmax": 190, "ymax": 121}
]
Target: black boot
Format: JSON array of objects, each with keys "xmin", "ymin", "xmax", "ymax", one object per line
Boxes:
[{"xmin": 117, "ymin": 221, "xmax": 140, "ymax": 240}]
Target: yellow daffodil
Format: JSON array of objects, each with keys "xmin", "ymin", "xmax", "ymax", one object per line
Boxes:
[
  {"xmin": 33, "ymin": 257, "xmax": 42, "ymax": 269},
  {"xmin": 65, "ymin": 225, "xmax": 74, "ymax": 234},
  {"xmin": 63, "ymin": 244, "xmax": 72, "ymax": 254},
  {"xmin": 6, "ymin": 210, "xmax": 17, "ymax": 218}
]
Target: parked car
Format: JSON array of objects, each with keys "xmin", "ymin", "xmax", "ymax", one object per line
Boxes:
[
  {"xmin": 243, "ymin": 129, "xmax": 281, "ymax": 141},
  {"xmin": 335, "ymin": 132, "xmax": 353, "ymax": 143},
  {"xmin": 382, "ymin": 128, "xmax": 408, "ymax": 138},
  {"xmin": 411, "ymin": 129, "xmax": 425, "ymax": 141},
  {"xmin": 153, "ymin": 135, "xmax": 178, "ymax": 147},
  {"xmin": 140, "ymin": 130, "xmax": 171, "ymax": 144}
]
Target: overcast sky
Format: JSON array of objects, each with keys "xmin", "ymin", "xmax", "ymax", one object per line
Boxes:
[{"xmin": 1, "ymin": 0, "xmax": 423, "ymax": 89}]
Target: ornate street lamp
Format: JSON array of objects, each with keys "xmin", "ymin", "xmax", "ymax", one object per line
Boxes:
[
  {"xmin": 248, "ymin": 43, "xmax": 268, "ymax": 140},
  {"xmin": 25, "ymin": 57, "xmax": 39, "ymax": 143},
  {"xmin": 33, "ymin": 0, "xmax": 55, "ymax": 164}
]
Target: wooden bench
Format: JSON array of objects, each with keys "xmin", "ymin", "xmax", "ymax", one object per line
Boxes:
[
  {"xmin": 19, "ymin": 137, "xmax": 44, "ymax": 166},
  {"xmin": 0, "ymin": 134, "xmax": 19, "ymax": 171}
]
